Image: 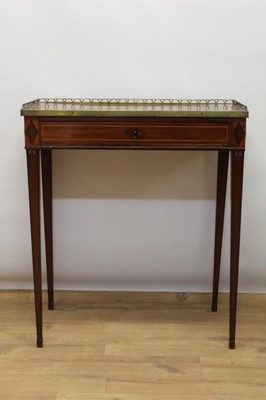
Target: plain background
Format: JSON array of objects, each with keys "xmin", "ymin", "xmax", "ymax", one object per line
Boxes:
[{"xmin": 0, "ymin": 0, "xmax": 265, "ymax": 292}]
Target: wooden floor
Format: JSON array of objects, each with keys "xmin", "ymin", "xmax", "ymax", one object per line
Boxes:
[{"xmin": 0, "ymin": 291, "xmax": 266, "ymax": 399}]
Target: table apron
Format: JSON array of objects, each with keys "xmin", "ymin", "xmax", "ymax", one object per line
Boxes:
[{"xmin": 24, "ymin": 118, "xmax": 246, "ymax": 150}]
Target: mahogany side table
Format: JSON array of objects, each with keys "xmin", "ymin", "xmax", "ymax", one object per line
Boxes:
[{"xmin": 21, "ymin": 98, "xmax": 248, "ymax": 348}]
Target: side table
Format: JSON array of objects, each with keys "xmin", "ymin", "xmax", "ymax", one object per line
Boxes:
[{"xmin": 21, "ymin": 98, "xmax": 248, "ymax": 348}]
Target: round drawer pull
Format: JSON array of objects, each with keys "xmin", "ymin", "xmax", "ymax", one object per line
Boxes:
[{"xmin": 128, "ymin": 129, "xmax": 142, "ymax": 139}]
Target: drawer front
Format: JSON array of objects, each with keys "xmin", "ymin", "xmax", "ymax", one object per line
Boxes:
[{"xmin": 40, "ymin": 122, "xmax": 229, "ymax": 148}]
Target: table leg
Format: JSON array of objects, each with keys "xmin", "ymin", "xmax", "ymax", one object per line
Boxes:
[
  {"xmin": 27, "ymin": 149, "xmax": 43, "ymax": 348},
  {"xmin": 212, "ymin": 150, "xmax": 229, "ymax": 311},
  {"xmin": 229, "ymin": 150, "xmax": 244, "ymax": 349},
  {"xmin": 41, "ymin": 149, "xmax": 54, "ymax": 310}
]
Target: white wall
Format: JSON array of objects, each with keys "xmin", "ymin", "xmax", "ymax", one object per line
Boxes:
[{"xmin": 0, "ymin": 0, "xmax": 265, "ymax": 292}]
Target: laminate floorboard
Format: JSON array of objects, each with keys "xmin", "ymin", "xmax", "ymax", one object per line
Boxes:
[{"xmin": 0, "ymin": 291, "xmax": 265, "ymax": 400}]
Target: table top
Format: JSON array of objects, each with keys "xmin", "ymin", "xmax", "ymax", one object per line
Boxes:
[{"xmin": 21, "ymin": 98, "xmax": 248, "ymax": 118}]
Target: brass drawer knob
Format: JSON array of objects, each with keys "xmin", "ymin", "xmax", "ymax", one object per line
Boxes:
[{"xmin": 128, "ymin": 129, "xmax": 142, "ymax": 139}]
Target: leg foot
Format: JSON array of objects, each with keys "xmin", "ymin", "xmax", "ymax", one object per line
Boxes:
[
  {"xmin": 229, "ymin": 340, "xmax": 235, "ymax": 350},
  {"xmin": 211, "ymin": 304, "xmax": 218, "ymax": 312},
  {"xmin": 37, "ymin": 337, "xmax": 43, "ymax": 348}
]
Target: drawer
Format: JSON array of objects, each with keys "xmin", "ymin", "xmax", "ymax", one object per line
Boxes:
[{"xmin": 40, "ymin": 121, "xmax": 229, "ymax": 148}]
